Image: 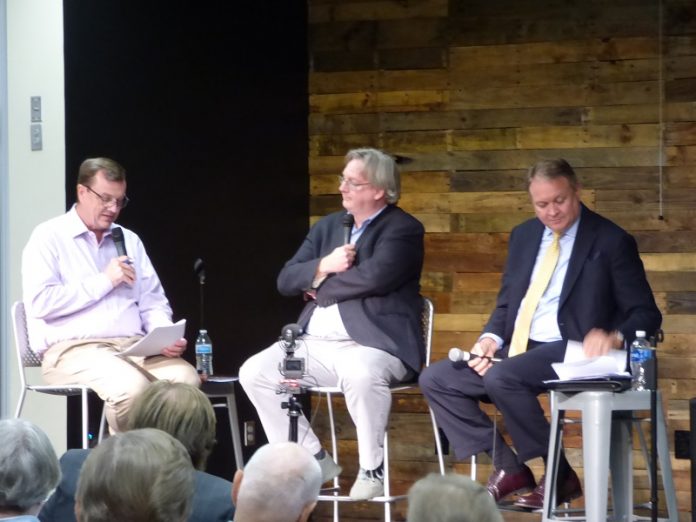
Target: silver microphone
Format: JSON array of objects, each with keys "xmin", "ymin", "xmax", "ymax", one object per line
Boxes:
[{"xmin": 448, "ymin": 347, "xmax": 502, "ymax": 363}]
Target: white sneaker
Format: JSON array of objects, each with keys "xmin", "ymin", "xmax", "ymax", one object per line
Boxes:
[
  {"xmin": 316, "ymin": 451, "xmax": 342, "ymax": 484},
  {"xmin": 349, "ymin": 467, "xmax": 384, "ymax": 500}
]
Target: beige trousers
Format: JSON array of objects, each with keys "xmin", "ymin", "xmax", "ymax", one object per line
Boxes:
[{"xmin": 41, "ymin": 337, "xmax": 200, "ymax": 432}]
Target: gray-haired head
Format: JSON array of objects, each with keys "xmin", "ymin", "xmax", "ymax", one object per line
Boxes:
[
  {"xmin": 345, "ymin": 148, "xmax": 400, "ymax": 204},
  {"xmin": 233, "ymin": 442, "xmax": 322, "ymax": 522},
  {"xmin": 0, "ymin": 418, "xmax": 60, "ymax": 515},
  {"xmin": 75, "ymin": 428, "xmax": 195, "ymax": 522},
  {"xmin": 407, "ymin": 473, "xmax": 504, "ymax": 522},
  {"xmin": 526, "ymin": 158, "xmax": 579, "ymax": 191}
]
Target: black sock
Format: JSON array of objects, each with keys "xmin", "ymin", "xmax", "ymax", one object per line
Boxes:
[{"xmin": 489, "ymin": 434, "xmax": 523, "ymax": 473}]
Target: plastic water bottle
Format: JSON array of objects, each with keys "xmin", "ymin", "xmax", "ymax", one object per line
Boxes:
[
  {"xmin": 630, "ymin": 330, "xmax": 653, "ymax": 390},
  {"xmin": 195, "ymin": 329, "xmax": 213, "ymax": 377}
]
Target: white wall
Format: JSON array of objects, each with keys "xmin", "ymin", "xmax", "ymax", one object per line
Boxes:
[{"xmin": 1, "ymin": 0, "xmax": 67, "ymax": 452}]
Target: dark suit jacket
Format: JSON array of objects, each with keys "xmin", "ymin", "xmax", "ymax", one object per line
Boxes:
[
  {"xmin": 277, "ymin": 205, "xmax": 425, "ymax": 372},
  {"xmin": 38, "ymin": 449, "xmax": 234, "ymax": 522},
  {"xmin": 485, "ymin": 204, "xmax": 661, "ymax": 350}
]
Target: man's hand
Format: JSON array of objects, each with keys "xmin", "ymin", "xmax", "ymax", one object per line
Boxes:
[
  {"xmin": 582, "ymin": 328, "xmax": 620, "ymax": 358},
  {"xmin": 161, "ymin": 338, "xmax": 186, "ymax": 358},
  {"xmin": 105, "ymin": 256, "xmax": 135, "ymax": 287},
  {"xmin": 318, "ymin": 244, "xmax": 356, "ymax": 275},
  {"xmin": 468, "ymin": 338, "xmax": 498, "ymax": 376}
]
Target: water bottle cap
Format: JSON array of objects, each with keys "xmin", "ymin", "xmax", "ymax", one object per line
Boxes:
[
  {"xmin": 635, "ymin": 330, "xmax": 646, "ymax": 337},
  {"xmin": 200, "ymin": 329, "xmax": 207, "ymax": 334}
]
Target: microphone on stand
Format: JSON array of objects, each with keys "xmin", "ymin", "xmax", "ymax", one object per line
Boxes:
[
  {"xmin": 449, "ymin": 347, "xmax": 502, "ymax": 363},
  {"xmin": 111, "ymin": 227, "xmax": 128, "ymax": 257},
  {"xmin": 194, "ymin": 258, "xmax": 206, "ymax": 329},
  {"xmin": 342, "ymin": 214, "xmax": 355, "ymax": 245}
]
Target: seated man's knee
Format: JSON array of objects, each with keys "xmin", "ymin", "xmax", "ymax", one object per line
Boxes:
[
  {"xmin": 179, "ymin": 364, "xmax": 202, "ymax": 387},
  {"xmin": 418, "ymin": 364, "xmax": 438, "ymax": 395},
  {"xmin": 238, "ymin": 351, "xmax": 271, "ymax": 390},
  {"xmin": 481, "ymin": 362, "xmax": 511, "ymax": 395}
]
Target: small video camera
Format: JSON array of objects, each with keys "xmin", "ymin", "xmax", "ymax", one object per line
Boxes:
[
  {"xmin": 281, "ymin": 355, "xmax": 306, "ymax": 380},
  {"xmin": 278, "ymin": 323, "xmax": 306, "ymax": 380}
]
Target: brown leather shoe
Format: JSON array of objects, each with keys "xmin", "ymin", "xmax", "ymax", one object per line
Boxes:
[
  {"xmin": 486, "ymin": 465, "xmax": 536, "ymax": 502},
  {"xmin": 514, "ymin": 468, "xmax": 583, "ymax": 510}
]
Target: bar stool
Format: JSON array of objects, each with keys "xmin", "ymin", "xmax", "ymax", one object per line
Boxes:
[
  {"xmin": 543, "ymin": 389, "xmax": 678, "ymax": 522},
  {"xmin": 200, "ymin": 378, "xmax": 245, "ymax": 470}
]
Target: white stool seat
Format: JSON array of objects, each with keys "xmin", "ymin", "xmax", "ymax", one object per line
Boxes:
[{"xmin": 543, "ymin": 389, "xmax": 678, "ymax": 522}]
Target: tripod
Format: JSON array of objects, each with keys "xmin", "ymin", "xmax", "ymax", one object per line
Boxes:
[{"xmin": 281, "ymin": 388, "xmax": 304, "ymax": 443}]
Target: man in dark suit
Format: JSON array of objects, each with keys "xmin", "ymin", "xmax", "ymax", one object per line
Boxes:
[
  {"xmin": 420, "ymin": 159, "xmax": 661, "ymax": 510},
  {"xmin": 240, "ymin": 148, "xmax": 424, "ymax": 500},
  {"xmin": 39, "ymin": 381, "xmax": 234, "ymax": 522}
]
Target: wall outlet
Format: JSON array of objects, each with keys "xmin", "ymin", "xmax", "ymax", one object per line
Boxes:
[{"xmin": 244, "ymin": 421, "xmax": 256, "ymax": 447}]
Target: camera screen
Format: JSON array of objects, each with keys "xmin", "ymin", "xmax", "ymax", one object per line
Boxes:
[{"xmin": 285, "ymin": 359, "xmax": 303, "ymax": 371}]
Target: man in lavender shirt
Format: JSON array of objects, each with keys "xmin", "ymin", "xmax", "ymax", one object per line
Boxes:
[{"xmin": 21, "ymin": 157, "xmax": 199, "ymax": 433}]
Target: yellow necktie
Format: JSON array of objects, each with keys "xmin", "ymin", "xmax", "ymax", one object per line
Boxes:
[{"xmin": 508, "ymin": 232, "xmax": 561, "ymax": 357}]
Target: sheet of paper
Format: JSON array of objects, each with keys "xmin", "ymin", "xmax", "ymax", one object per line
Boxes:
[
  {"xmin": 550, "ymin": 340, "xmax": 629, "ymax": 381},
  {"xmin": 119, "ymin": 319, "xmax": 186, "ymax": 357}
]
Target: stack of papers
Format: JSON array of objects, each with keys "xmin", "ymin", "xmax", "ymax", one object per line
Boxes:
[{"xmin": 548, "ymin": 340, "xmax": 629, "ymax": 382}]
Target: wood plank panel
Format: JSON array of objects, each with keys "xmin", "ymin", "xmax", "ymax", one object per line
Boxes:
[{"xmin": 307, "ymin": 1, "xmax": 696, "ymax": 519}]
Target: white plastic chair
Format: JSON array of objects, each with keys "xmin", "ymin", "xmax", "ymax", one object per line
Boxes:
[{"xmin": 12, "ymin": 301, "xmax": 103, "ymax": 448}]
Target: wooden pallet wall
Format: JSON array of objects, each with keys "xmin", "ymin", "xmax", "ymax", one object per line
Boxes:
[{"xmin": 307, "ymin": 1, "xmax": 696, "ymax": 520}]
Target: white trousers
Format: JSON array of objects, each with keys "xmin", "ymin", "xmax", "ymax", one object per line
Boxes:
[{"xmin": 239, "ymin": 335, "xmax": 409, "ymax": 469}]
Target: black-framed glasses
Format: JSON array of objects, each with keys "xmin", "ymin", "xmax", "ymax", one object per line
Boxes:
[
  {"xmin": 338, "ymin": 175, "xmax": 371, "ymax": 190},
  {"xmin": 82, "ymin": 184, "xmax": 130, "ymax": 209}
]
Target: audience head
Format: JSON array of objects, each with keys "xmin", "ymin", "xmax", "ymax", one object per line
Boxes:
[
  {"xmin": 232, "ymin": 442, "xmax": 322, "ymax": 522},
  {"xmin": 127, "ymin": 380, "xmax": 216, "ymax": 470},
  {"xmin": 0, "ymin": 418, "xmax": 60, "ymax": 517},
  {"xmin": 407, "ymin": 473, "xmax": 503, "ymax": 522},
  {"xmin": 75, "ymin": 428, "xmax": 195, "ymax": 522},
  {"xmin": 344, "ymin": 148, "xmax": 400, "ymax": 204}
]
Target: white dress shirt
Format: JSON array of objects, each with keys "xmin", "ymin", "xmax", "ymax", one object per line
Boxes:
[{"xmin": 22, "ymin": 206, "xmax": 173, "ymax": 354}]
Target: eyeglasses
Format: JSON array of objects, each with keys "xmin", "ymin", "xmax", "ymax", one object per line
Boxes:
[
  {"xmin": 338, "ymin": 175, "xmax": 371, "ymax": 191},
  {"xmin": 82, "ymin": 184, "xmax": 130, "ymax": 209}
]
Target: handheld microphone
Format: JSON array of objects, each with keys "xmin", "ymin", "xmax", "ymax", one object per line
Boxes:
[
  {"xmin": 448, "ymin": 347, "xmax": 502, "ymax": 363},
  {"xmin": 342, "ymin": 214, "xmax": 355, "ymax": 245},
  {"xmin": 111, "ymin": 227, "xmax": 127, "ymax": 257}
]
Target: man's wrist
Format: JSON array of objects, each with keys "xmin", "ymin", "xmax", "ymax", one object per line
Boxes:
[{"xmin": 613, "ymin": 330, "xmax": 625, "ymax": 349}]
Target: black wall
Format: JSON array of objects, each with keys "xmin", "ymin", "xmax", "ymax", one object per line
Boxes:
[{"xmin": 62, "ymin": 1, "xmax": 309, "ymax": 476}]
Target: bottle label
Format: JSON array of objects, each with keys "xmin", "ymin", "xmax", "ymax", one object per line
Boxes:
[
  {"xmin": 196, "ymin": 343, "xmax": 212, "ymax": 354},
  {"xmin": 630, "ymin": 346, "xmax": 652, "ymax": 363}
]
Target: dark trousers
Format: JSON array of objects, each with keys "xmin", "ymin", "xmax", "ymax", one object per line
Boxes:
[{"xmin": 419, "ymin": 340, "xmax": 566, "ymax": 464}]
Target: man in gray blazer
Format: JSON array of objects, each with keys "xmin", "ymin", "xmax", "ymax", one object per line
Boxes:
[{"xmin": 240, "ymin": 148, "xmax": 424, "ymax": 500}]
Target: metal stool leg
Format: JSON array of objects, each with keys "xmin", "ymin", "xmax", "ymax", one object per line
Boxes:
[
  {"xmin": 80, "ymin": 389, "xmax": 89, "ymax": 449},
  {"xmin": 224, "ymin": 391, "xmax": 244, "ymax": 470}
]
